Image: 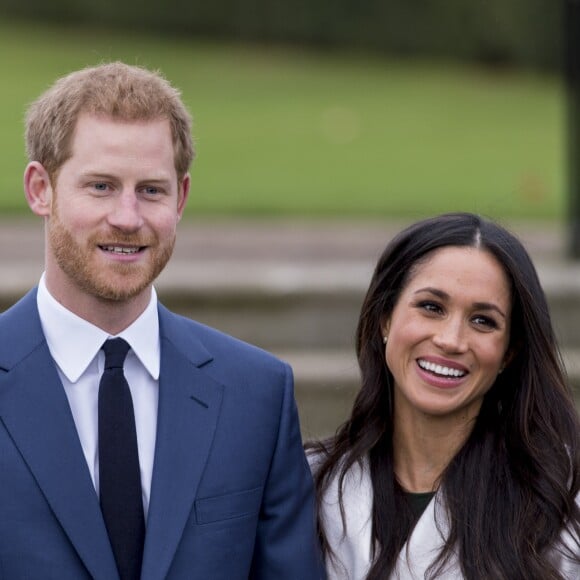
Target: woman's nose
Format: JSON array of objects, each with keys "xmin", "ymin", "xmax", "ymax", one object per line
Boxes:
[{"xmin": 432, "ymin": 318, "xmax": 467, "ymax": 353}]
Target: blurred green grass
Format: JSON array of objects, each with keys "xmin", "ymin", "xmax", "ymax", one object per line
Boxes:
[{"xmin": 0, "ymin": 19, "xmax": 564, "ymax": 219}]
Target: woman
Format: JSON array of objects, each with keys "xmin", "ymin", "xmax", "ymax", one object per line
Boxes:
[{"xmin": 308, "ymin": 213, "xmax": 580, "ymax": 579}]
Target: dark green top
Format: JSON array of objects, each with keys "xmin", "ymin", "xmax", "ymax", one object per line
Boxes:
[{"xmin": 405, "ymin": 491, "xmax": 435, "ymax": 520}]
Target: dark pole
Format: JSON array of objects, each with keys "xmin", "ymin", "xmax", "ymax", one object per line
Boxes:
[{"xmin": 566, "ymin": 0, "xmax": 580, "ymax": 257}]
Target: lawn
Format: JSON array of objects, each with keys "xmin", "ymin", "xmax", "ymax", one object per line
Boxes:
[{"xmin": 0, "ymin": 19, "xmax": 565, "ymax": 219}]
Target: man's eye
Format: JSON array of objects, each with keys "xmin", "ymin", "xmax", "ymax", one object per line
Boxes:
[
  {"xmin": 144, "ymin": 186, "xmax": 160, "ymax": 195},
  {"xmin": 94, "ymin": 183, "xmax": 108, "ymax": 191}
]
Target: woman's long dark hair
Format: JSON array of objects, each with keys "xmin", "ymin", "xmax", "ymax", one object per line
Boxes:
[{"xmin": 309, "ymin": 213, "xmax": 580, "ymax": 579}]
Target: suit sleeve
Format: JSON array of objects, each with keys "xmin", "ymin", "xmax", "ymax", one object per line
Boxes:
[{"xmin": 249, "ymin": 362, "xmax": 326, "ymax": 579}]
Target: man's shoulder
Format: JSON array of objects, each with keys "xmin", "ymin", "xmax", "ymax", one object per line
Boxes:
[
  {"xmin": 159, "ymin": 307, "xmax": 294, "ymax": 396},
  {"xmin": 158, "ymin": 304, "xmax": 288, "ymax": 372},
  {"xmin": 0, "ymin": 289, "xmax": 41, "ymax": 338},
  {"xmin": 0, "ymin": 289, "xmax": 44, "ymax": 370},
  {"xmin": 0, "ymin": 289, "xmax": 37, "ymax": 322}
]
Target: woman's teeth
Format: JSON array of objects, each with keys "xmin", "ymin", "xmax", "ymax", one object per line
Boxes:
[{"xmin": 418, "ymin": 360, "xmax": 466, "ymax": 378}]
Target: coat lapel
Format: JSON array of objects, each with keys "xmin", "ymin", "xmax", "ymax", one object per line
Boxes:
[
  {"xmin": 396, "ymin": 493, "xmax": 457, "ymax": 579},
  {"xmin": 0, "ymin": 290, "xmax": 119, "ymax": 580},
  {"xmin": 141, "ymin": 307, "xmax": 224, "ymax": 580}
]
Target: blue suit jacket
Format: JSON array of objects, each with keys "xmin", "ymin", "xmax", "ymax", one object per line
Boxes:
[{"xmin": 0, "ymin": 289, "xmax": 324, "ymax": 579}]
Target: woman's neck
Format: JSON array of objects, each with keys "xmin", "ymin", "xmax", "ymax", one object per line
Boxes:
[{"xmin": 392, "ymin": 409, "xmax": 476, "ymax": 493}]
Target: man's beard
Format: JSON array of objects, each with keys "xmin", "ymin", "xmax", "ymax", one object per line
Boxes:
[{"xmin": 48, "ymin": 209, "xmax": 175, "ymax": 303}]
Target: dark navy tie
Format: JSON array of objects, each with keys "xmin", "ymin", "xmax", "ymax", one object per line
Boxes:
[{"xmin": 98, "ymin": 338, "xmax": 145, "ymax": 580}]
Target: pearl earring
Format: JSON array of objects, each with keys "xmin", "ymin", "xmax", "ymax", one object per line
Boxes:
[{"xmin": 382, "ymin": 336, "xmax": 388, "ymax": 345}]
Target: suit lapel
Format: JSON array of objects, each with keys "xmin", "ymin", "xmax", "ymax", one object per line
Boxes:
[
  {"xmin": 0, "ymin": 290, "xmax": 119, "ymax": 580},
  {"xmin": 141, "ymin": 307, "xmax": 224, "ymax": 580}
]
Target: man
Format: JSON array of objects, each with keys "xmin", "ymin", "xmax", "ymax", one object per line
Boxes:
[{"xmin": 0, "ymin": 62, "xmax": 324, "ymax": 579}]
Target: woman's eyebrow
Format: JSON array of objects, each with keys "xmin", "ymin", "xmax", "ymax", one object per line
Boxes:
[{"xmin": 414, "ymin": 287, "xmax": 506, "ymax": 319}]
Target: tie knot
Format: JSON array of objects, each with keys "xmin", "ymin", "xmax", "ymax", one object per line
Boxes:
[{"xmin": 102, "ymin": 338, "xmax": 131, "ymax": 370}]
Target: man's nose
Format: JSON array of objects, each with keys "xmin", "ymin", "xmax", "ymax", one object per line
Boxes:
[{"xmin": 107, "ymin": 191, "xmax": 144, "ymax": 232}]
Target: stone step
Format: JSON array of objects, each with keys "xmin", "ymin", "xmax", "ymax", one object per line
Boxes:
[
  {"xmin": 158, "ymin": 259, "xmax": 580, "ymax": 349},
  {"xmin": 1, "ymin": 258, "xmax": 579, "ymax": 349}
]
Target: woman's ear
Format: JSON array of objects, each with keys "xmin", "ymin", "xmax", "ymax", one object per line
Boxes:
[
  {"xmin": 380, "ymin": 319, "xmax": 390, "ymax": 345},
  {"xmin": 500, "ymin": 347, "xmax": 517, "ymax": 373},
  {"xmin": 24, "ymin": 162, "xmax": 53, "ymax": 217}
]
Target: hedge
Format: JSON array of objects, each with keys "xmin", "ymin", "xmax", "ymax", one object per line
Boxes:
[{"xmin": 0, "ymin": 0, "xmax": 563, "ymax": 70}]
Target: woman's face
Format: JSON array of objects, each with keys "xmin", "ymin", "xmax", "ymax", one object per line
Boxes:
[{"xmin": 382, "ymin": 246, "xmax": 512, "ymax": 424}]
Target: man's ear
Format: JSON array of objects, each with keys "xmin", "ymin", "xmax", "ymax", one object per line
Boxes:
[
  {"xmin": 176, "ymin": 173, "xmax": 190, "ymax": 221},
  {"xmin": 24, "ymin": 162, "xmax": 53, "ymax": 217}
]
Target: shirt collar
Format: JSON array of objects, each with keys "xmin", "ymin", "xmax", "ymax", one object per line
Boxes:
[{"xmin": 37, "ymin": 274, "xmax": 160, "ymax": 382}]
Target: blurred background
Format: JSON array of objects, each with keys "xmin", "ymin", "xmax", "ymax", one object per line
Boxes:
[
  {"xmin": 0, "ymin": 1, "xmax": 577, "ymax": 435},
  {"xmin": 0, "ymin": 0, "xmax": 565, "ymax": 218}
]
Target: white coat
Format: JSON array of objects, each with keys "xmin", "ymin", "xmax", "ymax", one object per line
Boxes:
[{"xmin": 316, "ymin": 457, "xmax": 580, "ymax": 579}]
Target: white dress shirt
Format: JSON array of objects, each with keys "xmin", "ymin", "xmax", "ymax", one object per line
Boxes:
[{"xmin": 36, "ymin": 274, "xmax": 160, "ymax": 518}]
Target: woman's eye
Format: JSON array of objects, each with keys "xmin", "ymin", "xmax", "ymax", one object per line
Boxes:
[
  {"xmin": 472, "ymin": 315, "xmax": 497, "ymax": 329},
  {"xmin": 419, "ymin": 301, "xmax": 442, "ymax": 314}
]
